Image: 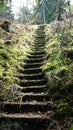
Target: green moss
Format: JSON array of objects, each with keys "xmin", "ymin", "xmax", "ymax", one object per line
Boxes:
[
  {"xmin": 0, "ymin": 23, "xmax": 34, "ymax": 101},
  {"xmin": 53, "ymin": 102, "xmax": 73, "ymax": 120},
  {"xmin": 44, "ymin": 22, "xmax": 73, "ymax": 123}
]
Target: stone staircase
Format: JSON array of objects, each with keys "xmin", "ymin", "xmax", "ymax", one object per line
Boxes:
[{"xmin": 0, "ymin": 25, "xmax": 53, "ymax": 130}]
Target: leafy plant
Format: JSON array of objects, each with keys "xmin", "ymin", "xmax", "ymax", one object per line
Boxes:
[{"xmin": 69, "ymin": 124, "xmax": 73, "ymax": 130}]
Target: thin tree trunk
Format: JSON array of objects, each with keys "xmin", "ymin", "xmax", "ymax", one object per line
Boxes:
[{"xmin": 42, "ymin": 0, "xmax": 46, "ymax": 24}]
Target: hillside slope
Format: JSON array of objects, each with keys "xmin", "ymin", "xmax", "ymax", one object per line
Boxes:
[
  {"xmin": 44, "ymin": 21, "xmax": 73, "ymax": 129},
  {"xmin": 0, "ymin": 22, "xmax": 36, "ymax": 101},
  {"xmin": 0, "ymin": 20, "xmax": 73, "ymax": 129}
]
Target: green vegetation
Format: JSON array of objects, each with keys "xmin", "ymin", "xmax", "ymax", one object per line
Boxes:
[
  {"xmin": 0, "ymin": 23, "xmax": 35, "ymax": 101},
  {"xmin": 70, "ymin": 124, "xmax": 73, "ymax": 130},
  {"xmin": 43, "ymin": 20, "xmax": 73, "ymax": 126}
]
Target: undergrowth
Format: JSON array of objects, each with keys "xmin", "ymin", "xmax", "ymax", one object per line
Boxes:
[
  {"xmin": 44, "ymin": 20, "xmax": 73, "ymax": 128},
  {"xmin": 0, "ymin": 22, "xmax": 35, "ymax": 101}
]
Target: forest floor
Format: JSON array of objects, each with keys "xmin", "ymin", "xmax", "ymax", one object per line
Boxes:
[{"xmin": 0, "ymin": 20, "xmax": 73, "ymax": 130}]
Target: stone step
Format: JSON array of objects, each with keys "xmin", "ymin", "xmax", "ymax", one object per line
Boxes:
[
  {"xmin": 0, "ymin": 112, "xmax": 50, "ymax": 119},
  {"xmin": 22, "ymin": 68, "xmax": 42, "ymax": 74},
  {"xmin": 24, "ymin": 57, "xmax": 45, "ymax": 64},
  {"xmin": 1, "ymin": 101, "xmax": 51, "ymax": 113},
  {"xmin": 22, "ymin": 62, "xmax": 43, "ymax": 69},
  {"xmin": 21, "ymin": 85, "xmax": 48, "ymax": 93},
  {"xmin": 19, "ymin": 79, "xmax": 47, "ymax": 86},
  {"xmin": 0, "ymin": 113, "xmax": 50, "ymax": 130},
  {"xmin": 33, "ymin": 43, "xmax": 45, "ymax": 47},
  {"xmin": 34, "ymin": 40, "xmax": 45, "ymax": 43},
  {"xmin": 27, "ymin": 54, "xmax": 45, "ymax": 58},
  {"xmin": 30, "ymin": 51, "xmax": 45, "ymax": 55},
  {"xmin": 22, "ymin": 93, "xmax": 49, "ymax": 102},
  {"xmin": 34, "ymin": 36, "xmax": 45, "ymax": 39},
  {"xmin": 30, "ymin": 47, "xmax": 45, "ymax": 51},
  {"xmin": 30, "ymin": 49, "xmax": 45, "ymax": 53},
  {"xmin": 18, "ymin": 73, "xmax": 44, "ymax": 80},
  {"xmin": 32, "ymin": 44, "xmax": 45, "ymax": 47},
  {"xmin": 31, "ymin": 42, "xmax": 46, "ymax": 50}
]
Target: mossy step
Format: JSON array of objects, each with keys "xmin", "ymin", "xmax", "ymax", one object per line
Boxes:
[
  {"xmin": 21, "ymin": 68, "xmax": 42, "ymax": 74},
  {"xmin": 22, "ymin": 93, "xmax": 49, "ymax": 102},
  {"xmin": 30, "ymin": 45, "xmax": 45, "ymax": 48},
  {"xmin": 33, "ymin": 44, "xmax": 45, "ymax": 47},
  {"xmin": 34, "ymin": 39, "xmax": 45, "ymax": 43},
  {"xmin": 19, "ymin": 79, "xmax": 47, "ymax": 86},
  {"xmin": 30, "ymin": 45, "xmax": 45, "ymax": 50},
  {"xmin": 30, "ymin": 49, "xmax": 45, "ymax": 52},
  {"xmin": 21, "ymin": 85, "xmax": 48, "ymax": 93},
  {"xmin": 24, "ymin": 57, "xmax": 45, "ymax": 64},
  {"xmin": 30, "ymin": 47, "xmax": 45, "ymax": 51},
  {"xmin": 1, "ymin": 101, "xmax": 51, "ymax": 113},
  {"xmin": 18, "ymin": 73, "xmax": 44, "ymax": 80},
  {"xmin": 27, "ymin": 54, "xmax": 45, "ymax": 58},
  {"xmin": 21, "ymin": 63, "xmax": 43, "ymax": 69},
  {"xmin": 30, "ymin": 51, "xmax": 45, "ymax": 55}
]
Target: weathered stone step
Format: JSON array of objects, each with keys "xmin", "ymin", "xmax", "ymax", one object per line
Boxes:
[
  {"xmin": 30, "ymin": 45, "xmax": 45, "ymax": 50},
  {"xmin": 0, "ymin": 112, "xmax": 50, "ymax": 130},
  {"xmin": 1, "ymin": 112, "xmax": 50, "ymax": 119},
  {"xmin": 27, "ymin": 54, "xmax": 45, "ymax": 58},
  {"xmin": 30, "ymin": 47, "xmax": 45, "ymax": 51},
  {"xmin": 22, "ymin": 93, "xmax": 49, "ymax": 102},
  {"xmin": 19, "ymin": 79, "xmax": 47, "ymax": 86},
  {"xmin": 32, "ymin": 41, "xmax": 45, "ymax": 48},
  {"xmin": 18, "ymin": 73, "xmax": 44, "ymax": 80},
  {"xmin": 31, "ymin": 49, "xmax": 45, "ymax": 53},
  {"xmin": 34, "ymin": 38, "xmax": 45, "ymax": 42},
  {"xmin": 33, "ymin": 43, "xmax": 45, "ymax": 46},
  {"xmin": 22, "ymin": 62, "xmax": 43, "ymax": 69},
  {"xmin": 22, "ymin": 68, "xmax": 42, "ymax": 74},
  {"xmin": 1, "ymin": 101, "xmax": 51, "ymax": 113},
  {"xmin": 30, "ymin": 51, "xmax": 45, "ymax": 55},
  {"xmin": 21, "ymin": 85, "xmax": 48, "ymax": 93},
  {"xmin": 24, "ymin": 57, "xmax": 45, "ymax": 64}
]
